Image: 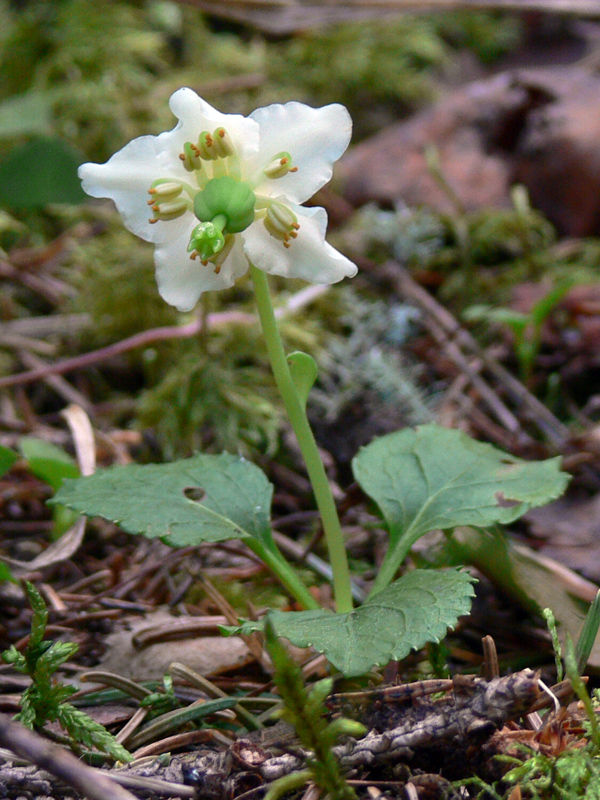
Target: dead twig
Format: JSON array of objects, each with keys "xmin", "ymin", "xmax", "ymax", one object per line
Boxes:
[
  {"xmin": 387, "ymin": 263, "xmax": 572, "ymax": 450},
  {"xmin": 0, "ymin": 284, "xmax": 328, "ymax": 391},
  {"xmin": 0, "ymin": 712, "xmax": 138, "ymax": 800},
  {"xmin": 178, "ymin": 0, "xmax": 600, "ymax": 35}
]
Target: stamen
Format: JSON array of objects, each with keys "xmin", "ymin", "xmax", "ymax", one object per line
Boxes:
[
  {"xmin": 149, "ymin": 181, "xmax": 183, "ymax": 198},
  {"xmin": 179, "ymin": 142, "xmax": 203, "ymax": 171},
  {"xmin": 264, "ymin": 201, "xmax": 300, "ymax": 245},
  {"xmin": 263, "ymin": 152, "xmax": 298, "ymax": 179},
  {"xmin": 197, "ymin": 132, "xmax": 215, "ymax": 160},
  {"xmin": 148, "ymin": 197, "xmax": 189, "ymax": 223},
  {"xmin": 213, "ymin": 128, "xmax": 235, "ymax": 158},
  {"xmin": 147, "ymin": 180, "xmax": 189, "ymax": 223}
]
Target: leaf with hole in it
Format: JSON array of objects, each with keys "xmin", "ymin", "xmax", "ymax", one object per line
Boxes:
[
  {"xmin": 352, "ymin": 424, "xmax": 569, "ymax": 596},
  {"xmin": 225, "ymin": 568, "xmax": 475, "ymax": 676},
  {"xmin": 51, "ymin": 452, "xmax": 274, "ymax": 549}
]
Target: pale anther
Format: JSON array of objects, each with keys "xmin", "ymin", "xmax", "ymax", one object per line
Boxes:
[
  {"xmin": 263, "ymin": 152, "xmax": 298, "ymax": 179},
  {"xmin": 213, "ymin": 128, "xmax": 234, "ymax": 158}
]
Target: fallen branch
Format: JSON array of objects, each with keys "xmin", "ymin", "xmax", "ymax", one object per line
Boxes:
[{"xmin": 184, "ymin": 668, "xmax": 545, "ymax": 799}]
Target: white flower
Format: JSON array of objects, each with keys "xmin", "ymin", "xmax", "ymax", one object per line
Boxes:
[{"xmin": 78, "ymin": 89, "xmax": 357, "ymax": 311}]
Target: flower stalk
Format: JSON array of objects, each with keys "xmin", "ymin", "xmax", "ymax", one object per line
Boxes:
[
  {"xmin": 250, "ymin": 264, "xmax": 354, "ymax": 614},
  {"xmin": 77, "ymin": 89, "xmax": 359, "ymax": 611}
]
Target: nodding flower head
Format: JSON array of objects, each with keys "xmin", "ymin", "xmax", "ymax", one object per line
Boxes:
[{"xmin": 78, "ymin": 89, "xmax": 357, "ymax": 311}]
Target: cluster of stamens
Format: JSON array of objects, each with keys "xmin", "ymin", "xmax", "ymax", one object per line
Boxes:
[
  {"xmin": 264, "ymin": 202, "xmax": 300, "ymax": 248},
  {"xmin": 179, "ymin": 127, "xmax": 235, "ymax": 171},
  {"xmin": 147, "ymin": 127, "xmax": 303, "ymax": 269},
  {"xmin": 147, "ymin": 180, "xmax": 189, "ymax": 223}
]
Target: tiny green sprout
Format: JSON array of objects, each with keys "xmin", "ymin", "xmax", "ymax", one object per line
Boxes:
[
  {"xmin": 1, "ymin": 582, "xmax": 131, "ymax": 763},
  {"xmin": 140, "ymin": 674, "xmax": 180, "ymax": 717},
  {"xmin": 265, "ymin": 620, "xmax": 361, "ymax": 800}
]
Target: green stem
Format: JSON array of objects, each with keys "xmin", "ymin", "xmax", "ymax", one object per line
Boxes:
[
  {"xmin": 248, "ymin": 540, "xmax": 319, "ymax": 611},
  {"xmin": 368, "ymin": 550, "xmax": 405, "ymax": 598},
  {"xmin": 250, "ymin": 265, "xmax": 353, "ymax": 613}
]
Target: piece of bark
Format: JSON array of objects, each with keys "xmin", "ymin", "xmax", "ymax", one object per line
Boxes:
[{"xmin": 186, "ymin": 669, "xmax": 542, "ymax": 796}]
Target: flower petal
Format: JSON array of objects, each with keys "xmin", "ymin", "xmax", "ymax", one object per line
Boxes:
[
  {"xmin": 166, "ymin": 88, "xmax": 259, "ymax": 163},
  {"xmin": 78, "ymin": 89, "xmax": 260, "ymax": 246},
  {"xmin": 154, "ymin": 230, "xmax": 249, "ymax": 311},
  {"xmin": 242, "ymin": 204, "xmax": 357, "ymax": 284},
  {"xmin": 247, "ymin": 102, "xmax": 352, "ymax": 204},
  {"xmin": 78, "ymin": 135, "xmax": 187, "ymax": 244}
]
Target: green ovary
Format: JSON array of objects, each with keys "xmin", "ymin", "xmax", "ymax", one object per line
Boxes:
[{"xmin": 193, "ymin": 176, "xmax": 256, "ymax": 234}]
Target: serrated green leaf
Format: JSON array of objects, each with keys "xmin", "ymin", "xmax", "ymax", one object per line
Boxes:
[
  {"xmin": 352, "ymin": 424, "xmax": 569, "ymax": 595},
  {"xmin": 20, "ymin": 437, "xmax": 80, "ymax": 490},
  {"xmin": 2, "ymin": 645, "xmax": 26, "ymax": 672},
  {"xmin": 0, "ymin": 443, "xmax": 18, "ymax": 478},
  {"xmin": 230, "ymin": 569, "xmax": 475, "ymax": 676},
  {"xmin": 56, "ymin": 704, "xmax": 132, "ymax": 762},
  {"xmin": 39, "ymin": 641, "xmax": 79, "ymax": 673},
  {"xmin": 52, "ymin": 452, "xmax": 274, "ymax": 549}
]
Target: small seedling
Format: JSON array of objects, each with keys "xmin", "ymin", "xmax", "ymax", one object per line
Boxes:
[
  {"xmin": 1, "ymin": 581, "xmax": 131, "ymax": 762},
  {"xmin": 464, "ymin": 280, "xmax": 573, "ymax": 384},
  {"xmin": 264, "ymin": 620, "xmax": 365, "ymax": 800}
]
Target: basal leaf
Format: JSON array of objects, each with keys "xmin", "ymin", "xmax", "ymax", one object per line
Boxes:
[
  {"xmin": 52, "ymin": 452, "xmax": 274, "ymax": 548},
  {"xmin": 352, "ymin": 424, "xmax": 569, "ymax": 595},
  {"xmin": 228, "ymin": 569, "xmax": 475, "ymax": 676}
]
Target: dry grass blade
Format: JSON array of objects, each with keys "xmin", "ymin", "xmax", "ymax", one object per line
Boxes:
[{"xmin": 386, "ymin": 262, "xmax": 572, "ymax": 449}]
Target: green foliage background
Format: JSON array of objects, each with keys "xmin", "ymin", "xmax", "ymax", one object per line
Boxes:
[{"xmin": 0, "ymin": 0, "xmax": 526, "ymax": 457}]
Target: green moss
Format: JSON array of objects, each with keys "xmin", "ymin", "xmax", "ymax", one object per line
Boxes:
[
  {"xmin": 265, "ymin": 17, "xmax": 447, "ymax": 137},
  {"xmin": 66, "ymin": 219, "xmax": 177, "ymax": 344},
  {"xmin": 0, "ymin": 0, "xmax": 530, "ymax": 451},
  {"xmin": 136, "ymin": 298, "xmax": 331, "ymax": 459},
  {"xmin": 438, "ymin": 10, "xmax": 523, "ymax": 64}
]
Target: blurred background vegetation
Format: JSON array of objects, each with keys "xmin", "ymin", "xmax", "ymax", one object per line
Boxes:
[{"xmin": 0, "ymin": 0, "xmax": 560, "ymax": 461}]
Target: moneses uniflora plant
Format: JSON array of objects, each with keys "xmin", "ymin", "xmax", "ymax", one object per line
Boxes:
[{"xmin": 56, "ymin": 90, "xmax": 569, "ymax": 678}]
